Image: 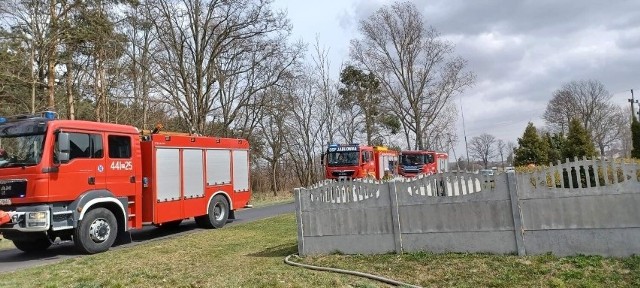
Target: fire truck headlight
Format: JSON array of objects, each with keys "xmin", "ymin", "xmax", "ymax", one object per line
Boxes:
[
  {"xmin": 27, "ymin": 212, "xmax": 47, "ymax": 220},
  {"xmin": 26, "ymin": 211, "xmax": 49, "ymax": 228}
]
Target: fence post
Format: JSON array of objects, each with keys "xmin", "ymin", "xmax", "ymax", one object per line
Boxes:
[
  {"xmin": 506, "ymin": 171, "xmax": 526, "ymax": 256},
  {"xmin": 387, "ymin": 180, "xmax": 403, "ymax": 254},
  {"xmin": 294, "ymin": 188, "xmax": 306, "ymax": 256}
]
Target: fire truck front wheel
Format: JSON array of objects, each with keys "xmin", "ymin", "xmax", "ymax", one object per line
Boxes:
[
  {"xmin": 195, "ymin": 195, "xmax": 229, "ymax": 229},
  {"xmin": 74, "ymin": 208, "xmax": 118, "ymax": 254}
]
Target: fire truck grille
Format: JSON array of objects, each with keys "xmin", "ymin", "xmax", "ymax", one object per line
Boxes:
[
  {"xmin": 0, "ymin": 180, "xmax": 27, "ymax": 199},
  {"xmin": 332, "ymin": 171, "xmax": 355, "ymax": 177}
]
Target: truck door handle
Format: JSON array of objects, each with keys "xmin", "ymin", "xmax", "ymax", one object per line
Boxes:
[
  {"xmin": 130, "ymin": 176, "xmax": 136, "ymax": 183},
  {"xmin": 88, "ymin": 177, "xmax": 95, "ymax": 185}
]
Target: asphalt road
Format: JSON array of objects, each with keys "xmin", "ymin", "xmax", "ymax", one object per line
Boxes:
[{"xmin": 0, "ymin": 202, "xmax": 295, "ymax": 274}]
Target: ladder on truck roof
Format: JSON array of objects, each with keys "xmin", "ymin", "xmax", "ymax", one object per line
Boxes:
[{"xmin": 139, "ymin": 123, "xmax": 199, "ymax": 137}]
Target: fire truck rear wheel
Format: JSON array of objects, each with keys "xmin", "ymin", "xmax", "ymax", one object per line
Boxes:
[
  {"xmin": 12, "ymin": 237, "xmax": 52, "ymax": 253},
  {"xmin": 195, "ymin": 195, "xmax": 229, "ymax": 229},
  {"xmin": 74, "ymin": 207, "xmax": 118, "ymax": 254}
]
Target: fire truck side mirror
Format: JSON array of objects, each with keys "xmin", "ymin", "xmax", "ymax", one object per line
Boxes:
[
  {"xmin": 320, "ymin": 153, "xmax": 325, "ymax": 165},
  {"xmin": 56, "ymin": 132, "xmax": 70, "ymax": 164}
]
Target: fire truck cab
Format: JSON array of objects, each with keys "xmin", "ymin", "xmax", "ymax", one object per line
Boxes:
[
  {"xmin": 0, "ymin": 112, "xmax": 251, "ymax": 254},
  {"xmin": 322, "ymin": 143, "xmax": 398, "ymax": 180},
  {"xmin": 399, "ymin": 150, "xmax": 448, "ymax": 177}
]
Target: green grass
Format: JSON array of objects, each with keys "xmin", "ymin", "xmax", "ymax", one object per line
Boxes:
[
  {"xmin": 1, "ymin": 214, "xmax": 639, "ymax": 287},
  {"xmin": 0, "ymin": 236, "xmax": 13, "ymax": 251}
]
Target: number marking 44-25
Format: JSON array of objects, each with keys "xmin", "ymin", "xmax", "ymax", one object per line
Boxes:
[{"xmin": 111, "ymin": 161, "xmax": 133, "ymax": 171}]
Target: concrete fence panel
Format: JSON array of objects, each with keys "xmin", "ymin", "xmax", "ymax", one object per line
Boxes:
[
  {"xmin": 295, "ymin": 179, "xmax": 397, "ymax": 256},
  {"xmin": 295, "ymin": 159, "xmax": 640, "ymax": 257},
  {"xmin": 517, "ymin": 158, "xmax": 640, "ymax": 257},
  {"xmin": 396, "ymin": 172, "xmax": 519, "ymax": 255}
]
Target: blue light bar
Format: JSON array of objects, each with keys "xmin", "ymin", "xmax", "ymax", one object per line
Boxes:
[
  {"xmin": 42, "ymin": 111, "xmax": 56, "ymax": 119},
  {"xmin": 0, "ymin": 117, "xmax": 5, "ymax": 123},
  {"xmin": 328, "ymin": 144, "xmax": 338, "ymax": 148}
]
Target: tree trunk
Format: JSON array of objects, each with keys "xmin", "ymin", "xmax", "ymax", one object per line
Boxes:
[
  {"xmin": 101, "ymin": 55, "xmax": 107, "ymax": 122},
  {"xmin": 365, "ymin": 109, "xmax": 372, "ymax": 145},
  {"xmin": 271, "ymin": 160, "xmax": 278, "ymax": 196},
  {"xmin": 65, "ymin": 61, "xmax": 75, "ymax": 120},
  {"xmin": 47, "ymin": 0, "xmax": 57, "ymax": 110},
  {"xmin": 30, "ymin": 40, "xmax": 36, "ymax": 114}
]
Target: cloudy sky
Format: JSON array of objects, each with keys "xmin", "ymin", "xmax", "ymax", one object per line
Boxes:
[{"xmin": 272, "ymin": 0, "xmax": 639, "ymax": 157}]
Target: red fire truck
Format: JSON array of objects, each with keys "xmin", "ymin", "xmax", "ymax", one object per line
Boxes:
[
  {"xmin": 322, "ymin": 144, "xmax": 398, "ymax": 180},
  {"xmin": 399, "ymin": 150, "xmax": 449, "ymax": 177},
  {"xmin": 0, "ymin": 112, "xmax": 251, "ymax": 254}
]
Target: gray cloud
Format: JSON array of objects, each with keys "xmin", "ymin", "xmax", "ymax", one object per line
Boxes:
[{"xmin": 334, "ymin": 0, "xmax": 639, "ymax": 152}]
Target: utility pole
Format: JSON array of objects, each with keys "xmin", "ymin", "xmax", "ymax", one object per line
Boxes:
[
  {"xmin": 629, "ymin": 89, "xmax": 638, "ymax": 120},
  {"xmin": 460, "ymin": 96, "xmax": 470, "ymax": 171}
]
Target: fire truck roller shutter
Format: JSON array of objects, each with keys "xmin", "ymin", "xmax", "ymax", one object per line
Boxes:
[
  {"xmin": 155, "ymin": 148, "xmax": 181, "ymax": 202},
  {"xmin": 183, "ymin": 149, "xmax": 205, "ymax": 198},
  {"xmin": 206, "ymin": 149, "xmax": 231, "ymax": 185},
  {"xmin": 232, "ymin": 150, "xmax": 249, "ymax": 192}
]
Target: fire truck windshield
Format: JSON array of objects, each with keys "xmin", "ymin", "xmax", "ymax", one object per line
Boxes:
[
  {"xmin": 327, "ymin": 151, "xmax": 359, "ymax": 166},
  {"xmin": 401, "ymin": 154, "xmax": 433, "ymax": 165},
  {"xmin": 0, "ymin": 121, "xmax": 47, "ymax": 168}
]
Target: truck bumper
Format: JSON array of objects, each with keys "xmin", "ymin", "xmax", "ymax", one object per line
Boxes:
[{"xmin": 0, "ymin": 205, "xmax": 51, "ymax": 233}]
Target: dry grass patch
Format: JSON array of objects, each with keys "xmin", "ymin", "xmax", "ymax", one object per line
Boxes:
[
  {"xmin": 250, "ymin": 191, "xmax": 294, "ymax": 207},
  {"xmin": 0, "ymin": 236, "xmax": 13, "ymax": 251}
]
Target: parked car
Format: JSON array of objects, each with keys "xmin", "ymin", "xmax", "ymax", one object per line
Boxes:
[{"xmin": 479, "ymin": 169, "xmax": 494, "ymax": 176}]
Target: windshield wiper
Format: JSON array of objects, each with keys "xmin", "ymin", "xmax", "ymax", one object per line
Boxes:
[{"xmin": 0, "ymin": 162, "xmax": 33, "ymax": 168}]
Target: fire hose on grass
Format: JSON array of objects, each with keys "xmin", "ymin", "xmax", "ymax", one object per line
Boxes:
[{"xmin": 284, "ymin": 254, "xmax": 423, "ymax": 288}]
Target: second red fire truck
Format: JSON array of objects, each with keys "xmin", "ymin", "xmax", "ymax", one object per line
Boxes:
[
  {"xmin": 399, "ymin": 150, "xmax": 448, "ymax": 177},
  {"xmin": 322, "ymin": 143, "xmax": 399, "ymax": 180}
]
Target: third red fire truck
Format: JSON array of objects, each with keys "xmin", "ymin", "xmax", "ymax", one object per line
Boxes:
[
  {"xmin": 322, "ymin": 143, "xmax": 399, "ymax": 180},
  {"xmin": 0, "ymin": 112, "xmax": 251, "ymax": 254},
  {"xmin": 399, "ymin": 150, "xmax": 448, "ymax": 177}
]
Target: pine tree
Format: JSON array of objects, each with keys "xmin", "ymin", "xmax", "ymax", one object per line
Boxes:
[
  {"xmin": 632, "ymin": 116, "xmax": 640, "ymax": 159},
  {"xmin": 544, "ymin": 132, "xmax": 566, "ymax": 164},
  {"xmin": 514, "ymin": 122, "xmax": 548, "ymax": 166},
  {"xmin": 338, "ymin": 65, "xmax": 382, "ymax": 146},
  {"xmin": 563, "ymin": 118, "xmax": 596, "ymax": 160}
]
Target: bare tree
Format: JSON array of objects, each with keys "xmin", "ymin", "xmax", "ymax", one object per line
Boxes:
[
  {"xmin": 570, "ymin": 80, "xmax": 611, "ymax": 132},
  {"xmin": 349, "ymin": 1, "xmax": 474, "ymax": 150},
  {"xmin": 591, "ymin": 104, "xmax": 626, "ymax": 156},
  {"xmin": 543, "ymin": 89, "xmax": 578, "ymax": 134},
  {"xmin": 311, "ymin": 38, "xmax": 340, "ymax": 144},
  {"xmin": 122, "ymin": 4, "xmax": 157, "ymax": 129},
  {"xmin": 258, "ymin": 85, "xmax": 293, "ymax": 195},
  {"xmin": 470, "ymin": 133, "xmax": 497, "ymax": 169},
  {"xmin": 147, "ymin": 0, "xmax": 298, "ymax": 134},
  {"xmin": 1, "ymin": 0, "xmax": 55, "ymax": 113},
  {"xmin": 336, "ymin": 105, "xmax": 359, "ymax": 144},
  {"xmin": 543, "ymin": 80, "xmax": 622, "ymax": 155},
  {"xmin": 285, "ymin": 67, "xmax": 325, "ymax": 186},
  {"xmin": 423, "ymin": 104, "xmax": 458, "ymax": 151}
]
